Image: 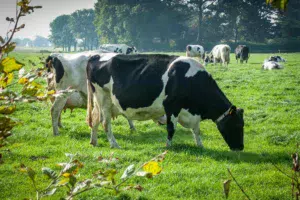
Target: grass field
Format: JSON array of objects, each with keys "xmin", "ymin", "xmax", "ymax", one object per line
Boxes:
[{"xmin": 0, "ymin": 52, "xmax": 299, "ymax": 200}]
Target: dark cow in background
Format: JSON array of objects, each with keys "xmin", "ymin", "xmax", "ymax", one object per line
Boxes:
[
  {"xmin": 45, "ymin": 52, "xmax": 135, "ymax": 138},
  {"xmin": 99, "ymin": 44, "xmax": 138, "ymax": 55},
  {"xmin": 87, "ymin": 54, "xmax": 244, "ymax": 150},
  {"xmin": 235, "ymin": 45, "xmax": 250, "ymax": 63}
]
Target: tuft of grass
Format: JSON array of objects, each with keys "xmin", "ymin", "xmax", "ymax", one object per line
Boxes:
[{"xmin": 0, "ymin": 52, "xmax": 299, "ymax": 199}]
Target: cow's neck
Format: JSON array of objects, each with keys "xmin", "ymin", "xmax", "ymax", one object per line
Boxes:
[{"xmin": 201, "ymin": 89, "xmax": 232, "ymax": 122}]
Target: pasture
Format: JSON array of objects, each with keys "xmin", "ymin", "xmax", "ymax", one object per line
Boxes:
[{"xmin": 0, "ymin": 52, "xmax": 299, "ymax": 200}]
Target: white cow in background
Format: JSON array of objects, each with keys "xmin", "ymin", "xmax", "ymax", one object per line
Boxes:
[
  {"xmin": 100, "ymin": 44, "xmax": 138, "ymax": 55},
  {"xmin": 262, "ymin": 60, "xmax": 284, "ymax": 70},
  {"xmin": 45, "ymin": 51, "xmax": 135, "ymax": 140},
  {"xmin": 204, "ymin": 44, "xmax": 231, "ymax": 67},
  {"xmin": 186, "ymin": 45, "xmax": 205, "ymax": 61}
]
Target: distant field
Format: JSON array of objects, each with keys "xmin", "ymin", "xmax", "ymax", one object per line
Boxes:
[{"xmin": 0, "ymin": 52, "xmax": 299, "ymax": 200}]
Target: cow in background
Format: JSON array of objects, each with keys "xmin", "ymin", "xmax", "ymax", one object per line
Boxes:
[
  {"xmin": 99, "ymin": 44, "xmax": 138, "ymax": 55},
  {"xmin": 186, "ymin": 45, "xmax": 205, "ymax": 62},
  {"xmin": 235, "ymin": 45, "xmax": 250, "ymax": 63},
  {"xmin": 45, "ymin": 52, "xmax": 135, "ymax": 140},
  {"xmin": 87, "ymin": 54, "xmax": 244, "ymax": 150},
  {"xmin": 262, "ymin": 60, "xmax": 284, "ymax": 70},
  {"xmin": 204, "ymin": 44, "xmax": 231, "ymax": 67},
  {"xmin": 268, "ymin": 55, "xmax": 286, "ymax": 62}
]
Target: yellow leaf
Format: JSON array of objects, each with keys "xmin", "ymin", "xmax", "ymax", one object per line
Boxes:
[
  {"xmin": 18, "ymin": 77, "xmax": 28, "ymax": 84},
  {"xmin": 0, "ymin": 73, "xmax": 14, "ymax": 88},
  {"xmin": 47, "ymin": 90, "xmax": 55, "ymax": 95},
  {"xmin": 0, "ymin": 57, "xmax": 23, "ymax": 74},
  {"xmin": 0, "ymin": 105, "xmax": 16, "ymax": 115},
  {"xmin": 142, "ymin": 161, "xmax": 162, "ymax": 175},
  {"xmin": 58, "ymin": 178, "xmax": 69, "ymax": 186},
  {"xmin": 62, "ymin": 173, "xmax": 71, "ymax": 178}
]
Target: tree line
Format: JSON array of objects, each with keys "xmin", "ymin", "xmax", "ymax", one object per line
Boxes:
[
  {"xmin": 49, "ymin": 9, "xmax": 98, "ymax": 51},
  {"xmin": 49, "ymin": 0, "xmax": 300, "ymax": 52}
]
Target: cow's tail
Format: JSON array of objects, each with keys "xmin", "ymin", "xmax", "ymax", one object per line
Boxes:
[{"xmin": 87, "ymin": 79, "xmax": 94, "ymax": 128}]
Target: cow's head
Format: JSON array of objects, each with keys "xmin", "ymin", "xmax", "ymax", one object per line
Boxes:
[
  {"xmin": 204, "ymin": 53, "xmax": 213, "ymax": 65},
  {"xmin": 216, "ymin": 106, "xmax": 244, "ymax": 151},
  {"xmin": 45, "ymin": 56, "xmax": 53, "ymax": 72},
  {"xmin": 126, "ymin": 46, "xmax": 138, "ymax": 54}
]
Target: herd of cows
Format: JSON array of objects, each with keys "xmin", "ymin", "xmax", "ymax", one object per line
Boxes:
[{"xmin": 44, "ymin": 43, "xmax": 287, "ymax": 151}]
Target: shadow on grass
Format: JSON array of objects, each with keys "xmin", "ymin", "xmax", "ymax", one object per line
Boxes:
[{"xmin": 168, "ymin": 144, "xmax": 291, "ymax": 164}]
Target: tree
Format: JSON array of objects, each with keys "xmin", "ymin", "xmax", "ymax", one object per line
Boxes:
[
  {"xmin": 49, "ymin": 15, "xmax": 76, "ymax": 51},
  {"xmin": 71, "ymin": 9, "xmax": 98, "ymax": 50}
]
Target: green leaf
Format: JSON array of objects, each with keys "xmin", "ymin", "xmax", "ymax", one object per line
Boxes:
[
  {"xmin": 27, "ymin": 167, "xmax": 36, "ymax": 182},
  {"xmin": 0, "ymin": 36, "xmax": 4, "ymax": 44},
  {"xmin": 0, "ymin": 57, "xmax": 23, "ymax": 74},
  {"xmin": 42, "ymin": 188, "xmax": 57, "ymax": 197},
  {"xmin": 42, "ymin": 167, "xmax": 58, "ymax": 180},
  {"xmin": 69, "ymin": 175, "xmax": 77, "ymax": 187},
  {"xmin": 223, "ymin": 180, "xmax": 231, "ymax": 199},
  {"xmin": 3, "ymin": 43, "xmax": 17, "ymax": 54},
  {"xmin": 58, "ymin": 178, "xmax": 69, "ymax": 186},
  {"xmin": 121, "ymin": 164, "xmax": 135, "ymax": 180}
]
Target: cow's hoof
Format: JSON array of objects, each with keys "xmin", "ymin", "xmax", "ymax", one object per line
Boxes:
[
  {"xmin": 110, "ymin": 144, "xmax": 121, "ymax": 149},
  {"xmin": 130, "ymin": 128, "xmax": 136, "ymax": 133},
  {"xmin": 166, "ymin": 140, "xmax": 172, "ymax": 147},
  {"xmin": 53, "ymin": 133, "xmax": 60, "ymax": 136},
  {"xmin": 90, "ymin": 141, "xmax": 98, "ymax": 147}
]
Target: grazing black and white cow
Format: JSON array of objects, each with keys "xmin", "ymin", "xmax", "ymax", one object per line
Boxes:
[
  {"xmin": 204, "ymin": 44, "xmax": 231, "ymax": 67},
  {"xmin": 235, "ymin": 45, "xmax": 250, "ymax": 64},
  {"xmin": 45, "ymin": 52, "xmax": 135, "ymax": 138},
  {"xmin": 100, "ymin": 44, "xmax": 138, "ymax": 55},
  {"xmin": 186, "ymin": 45, "xmax": 205, "ymax": 61},
  {"xmin": 268, "ymin": 55, "xmax": 286, "ymax": 62},
  {"xmin": 87, "ymin": 54, "xmax": 244, "ymax": 150}
]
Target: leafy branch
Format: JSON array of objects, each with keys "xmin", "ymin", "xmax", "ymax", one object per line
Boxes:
[{"xmin": 20, "ymin": 151, "xmax": 168, "ymax": 200}]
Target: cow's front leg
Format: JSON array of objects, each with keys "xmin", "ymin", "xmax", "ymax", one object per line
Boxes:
[
  {"xmin": 51, "ymin": 94, "xmax": 69, "ymax": 136},
  {"xmin": 127, "ymin": 119, "xmax": 135, "ymax": 131},
  {"xmin": 166, "ymin": 114, "xmax": 178, "ymax": 147},
  {"xmin": 192, "ymin": 123, "xmax": 203, "ymax": 148}
]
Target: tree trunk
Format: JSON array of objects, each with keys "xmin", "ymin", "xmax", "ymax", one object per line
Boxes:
[{"xmin": 196, "ymin": 0, "xmax": 203, "ymax": 43}]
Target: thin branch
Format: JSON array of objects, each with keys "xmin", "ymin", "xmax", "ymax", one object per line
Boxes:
[
  {"xmin": 272, "ymin": 163, "xmax": 297, "ymax": 182},
  {"xmin": 227, "ymin": 168, "xmax": 252, "ymax": 200}
]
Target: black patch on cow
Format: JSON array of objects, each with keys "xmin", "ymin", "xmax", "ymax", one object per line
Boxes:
[
  {"xmin": 197, "ymin": 47, "xmax": 200, "ymax": 51},
  {"xmin": 126, "ymin": 47, "xmax": 133, "ymax": 55},
  {"xmin": 45, "ymin": 56, "xmax": 52, "ymax": 72},
  {"xmin": 187, "ymin": 45, "xmax": 192, "ymax": 51},
  {"xmin": 87, "ymin": 54, "xmax": 178, "ymax": 110},
  {"xmin": 52, "ymin": 57, "xmax": 64, "ymax": 83},
  {"xmin": 164, "ymin": 61, "xmax": 231, "ymax": 120}
]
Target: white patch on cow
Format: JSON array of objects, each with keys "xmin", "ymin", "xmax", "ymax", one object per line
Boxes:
[
  {"xmin": 168, "ymin": 56, "xmax": 205, "ymax": 78},
  {"xmin": 186, "ymin": 45, "xmax": 205, "ymax": 58},
  {"xmin": 99, "ymin": 53, "xmax": 118, "ymax": 62},
  {"xmin": 262, "ymin": 60, "xmax": 283, "ymax": 70},
  {"xmin": 99, "ymin": 44, "xmax": 138, "ymax": 54}
]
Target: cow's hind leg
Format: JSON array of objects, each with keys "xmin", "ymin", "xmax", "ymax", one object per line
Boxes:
[
  {"xmin": 192, "ymin": 123, "xmax": 203, "ymax": 148},
  {"xmin": 51, "ymin": 94, "xmax": 69, "ymax": 136},
  {"xmin": 90, "ymin": 102, "xmax": 100, "ymax": 146},
  {"xmin": 101, "ymin": 95, "xmax": 120, "ymax": 148}
]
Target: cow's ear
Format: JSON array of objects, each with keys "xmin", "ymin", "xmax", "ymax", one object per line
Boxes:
[
  {"xmin": 229, "ymin": 106, "xmax": 237, "ymax": 115},
  {"xmin": 237, "ymin": 108, "xmax": 244, "ymax": 114}
]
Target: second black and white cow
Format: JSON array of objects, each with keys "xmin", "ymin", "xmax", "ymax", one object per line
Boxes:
[
  {"xmin": 100, "ymin": 44, "xmax": 138, "ymax": 55},
  {"xmin": 235, "ymin": 45, "xmax": 250, "ymax": 64},
  {"xmin": 45, "ymin": 52, "xmax": 135, "ymax": 140},
  {"xmin": 87, "ymin": 54, "xmax": 244, "ymax": 150},
  {"xmin": 268, "ymin": 55, "xmax": 286, "ymax": 62}
]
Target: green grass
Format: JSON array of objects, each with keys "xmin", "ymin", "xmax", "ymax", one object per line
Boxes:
[{"xmin": 0, "ymin": 52, "xmax": 299, "ymax": 200}]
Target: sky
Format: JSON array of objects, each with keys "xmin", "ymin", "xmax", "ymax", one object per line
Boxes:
[{"xmin": 0, "ymin": 0, "xmax": 96, "ymax": 39}]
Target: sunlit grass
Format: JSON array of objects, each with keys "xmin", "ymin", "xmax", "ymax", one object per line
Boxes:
[{"xmin": 0, "ymin": 52, "xmax": 299, "ymax": 199}]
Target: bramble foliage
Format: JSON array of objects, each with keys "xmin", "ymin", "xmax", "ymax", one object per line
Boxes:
[
  {"xmin": 20, "ymin": 151, "xmax": 167, "ymax": 199},
  {"xmin": 0, "ymin": 1, "xmax": 49, "ymax": 161},
  {"xmin": 266, "ymin": 0, "xmax": 289, "ymax": 11}
]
